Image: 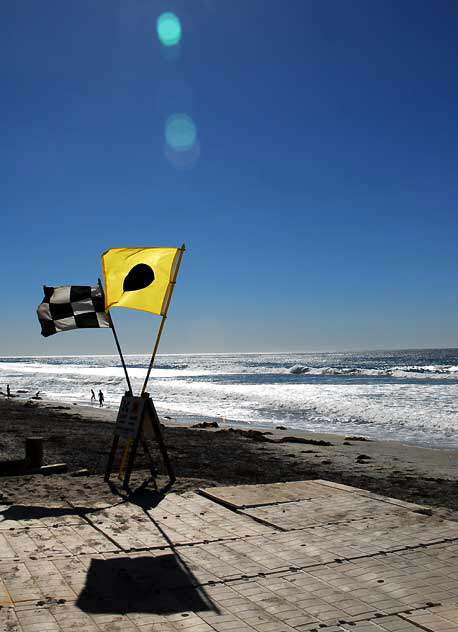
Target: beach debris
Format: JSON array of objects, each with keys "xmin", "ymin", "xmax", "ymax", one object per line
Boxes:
[
  {"xmin": 0, "ymin": 459, "xmax": 68, "ymax": 476},
  {"xmin": 243, "ymin": 429, "xmax": 275, "ymax": 442},
  {"xmin": 71, "ymin": 469, "xmax": 90, "ymax": 477},
  {"xmin": 47, "ymin": 435, "xmax": 66, "ymax": 445},
  {"xmin": 414, "ymin": 507, "xmax": 433, "ymax": 516},
  {"xmin": 0, "ymin": 459, "xmax": 28, "ymax": 475},
  {"xmin": 321, "ymin": 459, "xmax": 332, "ymax": 465},
  {"xmin": 39, "ymin": 463, "xmax": 68, "ymax": 475},
  {"xmin": 25, "ymin": 437, "xmax": 43, "ymax": 469},
  {"xmin": 222, "ymin": 428, "xmax": 275, "ymax": 442},
  {"xmin": 355, "ymin": 454, "xmax": 371, "ymax": 463},
  {"xmin": 277, "ymin": 436, "xmax": 333, "ymax": 446},
  {"xmin": 345, "ymin": 436, "xmax": 371, "ymax": 441},
  {"xmin": 192, "ymin": 421, "xmax": 219, "ymax": 428},
  {"xmin": 276, "ymin": 425, "xmax": 287, "ymax": 430}
]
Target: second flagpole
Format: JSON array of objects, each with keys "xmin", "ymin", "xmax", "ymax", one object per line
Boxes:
[{"xmin": 141, "ymin": 244, "xmax": 185, "ymax": 395}]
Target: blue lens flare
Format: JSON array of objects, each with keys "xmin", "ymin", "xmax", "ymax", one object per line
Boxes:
[
  {"xmin": 157, "ymin": 12, "xmax": 182, "ymax": 47},
  {"xmin": 165, "ymin": 113, "xmax": 197, "ymax": 151}
]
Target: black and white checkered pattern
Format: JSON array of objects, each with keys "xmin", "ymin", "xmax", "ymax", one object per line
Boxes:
[{"xmin": 37, "ymin": 285, "xmax": 111, "ymax": 337}]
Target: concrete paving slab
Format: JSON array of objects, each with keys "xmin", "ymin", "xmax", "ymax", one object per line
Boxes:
[
  {"xmin": 2, "ymin": 480, "xmax": 458, "ymax": 631},
  {"xmin": 261, "ymin": 517, "xmax": 458, "ymax": 568},
  {"xmin": 144, "ymin": 492, "xmax": 276, "ymax": 541},
  {"xmin": 341, "ymin": 619, "xmax": 424, "ymax": 631},
  {"xmin": 83, "ymin": 492, "xmax": 275, "ymax": 553},
  {"xmin": 0, "ymin": 523, "xmax": 121, "ymax": 560},
  {"xmin": 401, "ymin": 605, "xmax": 458, "ymax": 631}
]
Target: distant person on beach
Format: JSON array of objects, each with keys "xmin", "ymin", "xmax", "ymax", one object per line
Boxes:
[
  {"xmin": 91, "ymin": 389, "xmax": 96, "ymax": 402},
  {"xmin": 6, "ymin": 384, "xmax": 11, "ymax": 398},
  {"xmin": 98, "ymin": 390, "xmax": 104, "ymax": 407}
]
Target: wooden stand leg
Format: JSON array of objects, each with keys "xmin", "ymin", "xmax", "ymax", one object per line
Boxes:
[
  {"xmin": 122, "ymin": 430, "xmax": 141, "ymax": 490},
  {"xmin": 146, "ymin": 396, "xmax": 176, "ymax": 484},
  {"xmin": 104, "ymin": 434, "xmax": 119, "ymax": 482},
  {"xmin": 140, "ymin": 435, "xmax": 158, "ymax": 480}
]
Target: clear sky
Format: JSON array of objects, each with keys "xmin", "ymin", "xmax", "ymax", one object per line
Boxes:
[{"xmin": 1, "ymin": 0, "xmax": 457, "ymax": 356}]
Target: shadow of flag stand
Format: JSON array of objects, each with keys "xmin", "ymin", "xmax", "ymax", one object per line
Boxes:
[{"xmin": 101, "ymin": 245, "xmax": 185, "ymax": 491}]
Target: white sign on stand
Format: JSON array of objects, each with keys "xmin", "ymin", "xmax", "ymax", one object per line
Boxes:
[{"xmin": 115, "ymin": 396, "xmax": 145, "ymax": 439}]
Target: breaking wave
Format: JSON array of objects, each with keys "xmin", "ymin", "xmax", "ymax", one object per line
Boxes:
[{"xmin": 288, "ymin": 364, "xmax": 458, "ymax": 378}]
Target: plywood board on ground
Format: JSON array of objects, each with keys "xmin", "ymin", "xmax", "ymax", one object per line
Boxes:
[{"xmin": 199, "ymin": 480, "xmax": 348, "ymax": 508}]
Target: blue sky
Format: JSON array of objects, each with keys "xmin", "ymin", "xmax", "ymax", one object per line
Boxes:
[{"xmin": 1, "ymin": 0, "xmax": 457, "ymax": 355}]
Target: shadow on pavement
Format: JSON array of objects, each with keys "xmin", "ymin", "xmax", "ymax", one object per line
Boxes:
[
  {"xmin": 0, "ymin": 504, "xmax": 103, "ymax": 521},
  {"xmin": 76, "ymin": 554, "xmax": 216, "ymax": 615}
]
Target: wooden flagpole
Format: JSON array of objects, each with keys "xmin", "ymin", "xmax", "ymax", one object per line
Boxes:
[
  {"xmin": 141, "ymin": 244, "xmax": 185, "ymax": 395},
  {"xmin": 98, "ymin": 278, "xmax": 132, "ymax": 395}
]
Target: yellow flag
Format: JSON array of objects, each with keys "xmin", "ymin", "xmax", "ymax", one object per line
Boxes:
[{"xmin": 102, "ymin": 247, "xmax": 180, "ymax": 315}]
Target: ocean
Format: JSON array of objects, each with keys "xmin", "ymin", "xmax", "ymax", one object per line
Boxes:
[{"xmin": 0, "ymin": 349, "xmax": 457, "ymax": 448}]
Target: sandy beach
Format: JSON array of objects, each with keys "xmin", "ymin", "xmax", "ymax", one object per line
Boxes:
[{"xmin": 1, "ymin": 395, "xmax": 458, "ymax": 519}]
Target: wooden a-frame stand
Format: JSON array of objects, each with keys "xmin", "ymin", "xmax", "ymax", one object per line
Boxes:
[{"xmin": 104, "ymin": 391, "xmax": 175, "ymax": 490}]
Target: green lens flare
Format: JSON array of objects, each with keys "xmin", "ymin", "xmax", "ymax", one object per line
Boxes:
[
  {"xmin": 165, "ymin": 114, "xmax": 197, "ymax": 151},
  {"xmin": 157, "ymin": 12, "xmax": 182, "ymax": 47}
]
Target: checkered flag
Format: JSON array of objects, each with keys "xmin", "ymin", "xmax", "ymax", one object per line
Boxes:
[{"xmin": 37, "ymin": 285, "xmax": 111, "ymax": 337}]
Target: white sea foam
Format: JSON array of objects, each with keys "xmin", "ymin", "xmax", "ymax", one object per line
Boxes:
[
  {"xmin": 153, "ymin": 379, "xmax": 458, "ymax": 441},
  {"xmin": 0, "ymin": 361, "xmax": 212, "ymax": 379}
]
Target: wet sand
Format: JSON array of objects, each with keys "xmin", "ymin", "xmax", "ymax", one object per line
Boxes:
[{"xmin": 1, "ymin": 396, "xmax": 458, "ymax": 519}]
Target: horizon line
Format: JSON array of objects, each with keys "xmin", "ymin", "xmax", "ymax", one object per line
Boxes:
[{"xmin": 0, "ymin": 345, "xmax": 457, "ymax": 359}]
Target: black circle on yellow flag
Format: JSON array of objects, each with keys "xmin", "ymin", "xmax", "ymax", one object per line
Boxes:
[{"xmin": 123, "ymin": 264, "xmax": 155, "ymax": 292}]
